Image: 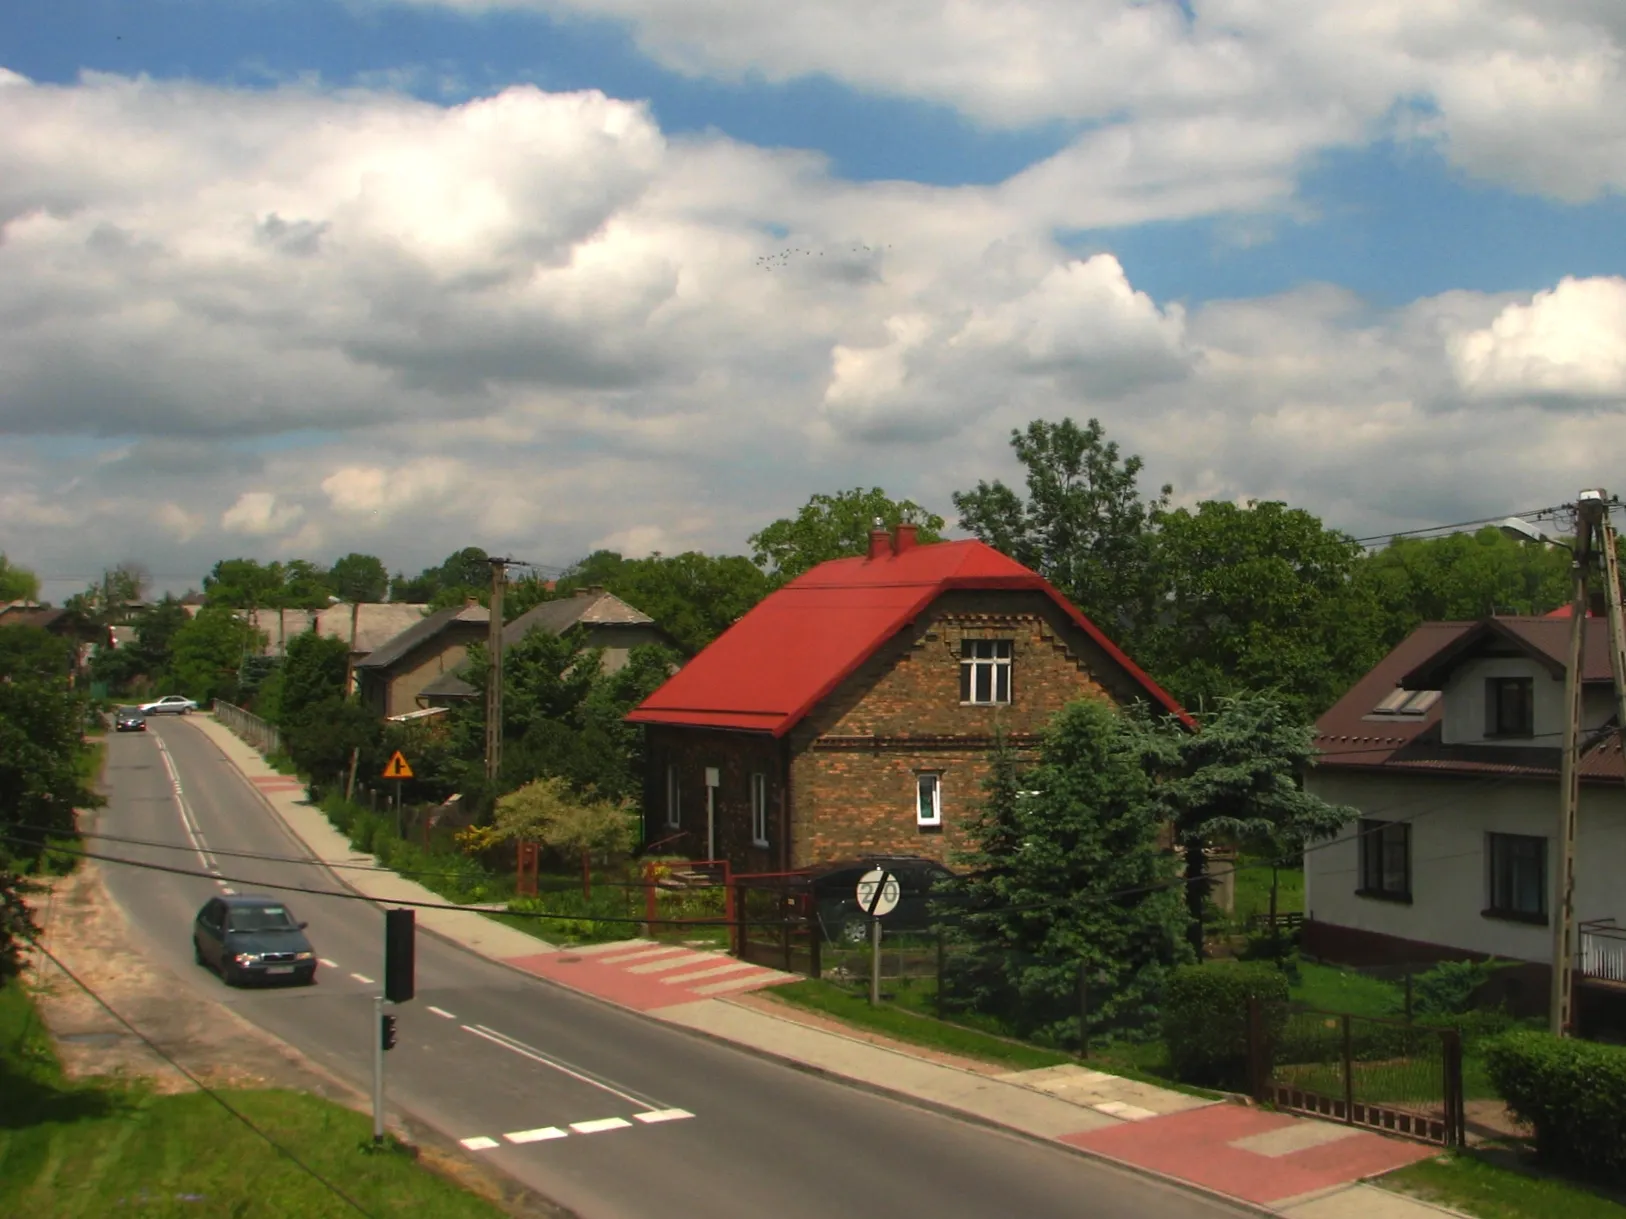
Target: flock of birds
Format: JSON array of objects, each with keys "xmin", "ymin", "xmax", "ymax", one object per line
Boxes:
[{"xmin": 754, "ymin": 243, "xmax": 892, "ymax": 270}]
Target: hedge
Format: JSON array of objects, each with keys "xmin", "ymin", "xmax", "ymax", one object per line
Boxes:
[
  {"xmin": 1162, "ymin": 962, "xmax": 1290, "ymax": 1088},
  {"xmin": 1484, "ymin": 1031, "xmax": 1626, "ymax": 1181}
]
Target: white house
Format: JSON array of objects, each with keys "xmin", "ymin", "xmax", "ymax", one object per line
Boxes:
[{"xmin": 1304, "ymin": 613, "xmax": 1626, "ymax": 1029}]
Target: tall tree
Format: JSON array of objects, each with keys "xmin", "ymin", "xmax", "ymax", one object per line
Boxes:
[
  {"xmin": 166, "ymin": 605, "xmax": 264, "ymax": 703},
  {"xmin": 280, "ymin": 559, "xmax": 332, "ymax": 608},
  {"xmin": 327, "ymin": 552, "xmax": 390, "ymax": 603},
  {"xmin": 953, "ymin": 418, "xmax": 1168, "ymax": 638},
  {"xmin": 1139, "ymin": 499, "xmax": 1384, "ymax": 717},
  {"xmin": 1143, "ymin": 692, "xmax": 1355, "ymax": 958},
  {"xmin": 0, "ymin": 554, "xmax": 40, "ymax": 603},
  {"xmin": 66, "ymin": 561, "xmax": 151, "ymax": 624},
  {"xmin": 748, "ymin": 488, "xmax": 947, "ymax": 583},
  {"xmin": 275, "ymin": 631, "xmax": 351, "ymax": 726},
  {"xmin": 0, "ymin": 626, "xmax": 76, "ymax": 682},
  {"xmin": 552, "ymin": 551, "xmax": 771, "ymax": 654},
  {"xmin": 942, "ymin": 701, "xmax": 1191, "ymax": 1043},
  {"xmin": 203, "ymin": 558, "xmax": 289, "ymax": 609}
]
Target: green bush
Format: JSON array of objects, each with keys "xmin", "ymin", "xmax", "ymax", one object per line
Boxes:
[
  {"xmin": 1485, "ymin": 1031, "xmax": 1626, "ymax": 1181},
  {"xmin": 1162, "ymin": 963, "xmax": 1290, "ymax": 1089},
  {"xmin": 1410, "ymin": 958, "xmax": 1503, "ymax": 1017}
]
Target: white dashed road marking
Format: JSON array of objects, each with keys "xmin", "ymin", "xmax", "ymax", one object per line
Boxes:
[
  {"xmin": 460, "ymin": 1137, "xmax": 499, "ymax": 1151},
  {"xmin": 350, "ymin": 973, "xmax": 374, "ymax": 984},
  {"xmin": 570, "ymin": 1118, "xmax": 633, "ymax": 1134},
  {"xmin": 319, "ymin": 958, "xmax": 338, "ymax": 968},
  {"xmin": 428, "ymin": 1006, "xmax": 456, "ymax": 1020},
  {"xmin": 504, "ymin": 1126, "xmax": 567, "ymax": 1144},
  {"xmin": 633, "ymin": 1109, "xmax": 694, "ymax": 1124},
  {"xmin": 219, "ymin": 887, "xmax": 235, "ymax": 895}
]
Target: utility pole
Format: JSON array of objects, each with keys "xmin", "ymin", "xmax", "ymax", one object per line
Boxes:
[
  {"xmin": 1551, "ymin": 489, "xmax": 1616, "ymax": 1037},
  {"xmin": 485, "ymin": 558, "xmax": 507, "ymax": 784}
]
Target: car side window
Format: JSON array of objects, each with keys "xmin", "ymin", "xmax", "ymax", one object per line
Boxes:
[{"xmin": 203, "ymin": 900, "xmax": 223, "ymax": 930}]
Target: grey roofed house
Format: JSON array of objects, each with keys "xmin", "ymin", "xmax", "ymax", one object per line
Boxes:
[
  {"xmin": 353, "ymin": 601, "xmax": 491, "ymax": 719},
  {"xmin": 315, "ymin": 602, "xmax": 433, "ymax": 658},
  {"xmin": 416, "ymin": 588, "xmax": 675, "ymax": 706}
]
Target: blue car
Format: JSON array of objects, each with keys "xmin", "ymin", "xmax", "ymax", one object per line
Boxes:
[{"xmin": 193, "ymin": 895, "xmax": 318, "ymax": 986}]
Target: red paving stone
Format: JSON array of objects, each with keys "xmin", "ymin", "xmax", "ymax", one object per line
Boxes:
[
  {"xmin": 1062, "ymin": 1102, "xmax": 1437, "ymax": 1205},
  {"xmin": 504, "ymin": 945, "xmax": 796, "ymax": 1012}
]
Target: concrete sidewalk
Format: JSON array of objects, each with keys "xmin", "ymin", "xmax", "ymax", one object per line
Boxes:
[{"xmin": 195, "ymin": 713, "xmax": 1467, "ymax": 1219}]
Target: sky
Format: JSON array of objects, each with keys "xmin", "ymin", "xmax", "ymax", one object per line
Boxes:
[{"xmin": 5, "ymin": 1, "xmax": 1626, "ymax": 602}]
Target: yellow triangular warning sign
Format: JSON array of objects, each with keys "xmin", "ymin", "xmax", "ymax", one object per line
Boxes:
[{"xmin": 383, "ymin": 751, "xmax": 414, "ymax": 780}]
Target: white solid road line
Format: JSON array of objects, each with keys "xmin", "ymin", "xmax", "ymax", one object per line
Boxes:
[
  {"xmin": 504, "ymin": 1126, "xmax": 568, "ymax": 1144},
  {"xmin": 154, "ymin": 734, "xmax": 218, "ymax": 877},
  {"xmin": 633, "ymin": 1109, "xmax": 694, "ymax": 1124},
  {"xmin": 350, "ymin": 973, "xmax": 375, "ymax": 984},
  {"xmin": 461, "ymin": 1024, "xmax": 661, "ymax": 1111},
  {"xmin": 428, "ymin": 1006, "xmax": 457, "ymax": 1019},
  {"xmin": 570, "ymin": 1118, "xmax": 633, "ymax": 1134},
  {"xmin": 460, "ymin": 1137, "xmax": 500, "ymax": 1151}
]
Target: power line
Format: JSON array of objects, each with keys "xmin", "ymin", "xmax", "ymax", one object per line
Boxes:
[
  {"xmin": 22, "ymin": 936, "xmax": 377, "ymax": 1218},
  {"xmin": 1350, "ymin": 504, "xmax": 1570, "ymax": 546}
]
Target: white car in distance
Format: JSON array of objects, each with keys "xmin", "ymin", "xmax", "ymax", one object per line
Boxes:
[{"xmin": 139, "ymin": 695, "xmax": 199, "ymax": 715}]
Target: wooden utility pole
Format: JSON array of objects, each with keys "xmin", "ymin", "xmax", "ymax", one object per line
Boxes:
[{"xmin": 485, "ymin": 558, "xmax": 507, "ymax": 783}]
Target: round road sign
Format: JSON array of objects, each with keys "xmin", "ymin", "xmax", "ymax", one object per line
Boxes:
[{"xmin": 855, "ymin": 867, "xmax": 901, "ymax": 918}]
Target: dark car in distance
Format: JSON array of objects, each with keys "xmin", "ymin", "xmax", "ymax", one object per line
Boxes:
[
  {"xmin": 193, "ymin": 895, "xmax": 317, "ymax": 986},
  {"xmin": 805, "ymin": 855, "xmax": 958, "ymax": 944},
  {"xmin": 114, "ymin": 707, "xmax": 147, "ymax": 733}
]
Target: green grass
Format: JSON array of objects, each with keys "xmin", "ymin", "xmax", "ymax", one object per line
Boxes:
[
  {"xmin": 75, "ymin": 739, "xmax": 105, "ymax": 787},
  {"xmin": 1291, "ymin": 961, "xmax": 1405, "ymax": 1017},
  {"xmin": 1382, "ymin": 1154, "xmax": 1626, "ymax": 1219},
  {"xmin": 1230, "ymin": 860, "xmax": 1304, "ymax": 925},
  {"xmin": 0, "ymin": 981, "xmax": 508, "ymax": 1219}
]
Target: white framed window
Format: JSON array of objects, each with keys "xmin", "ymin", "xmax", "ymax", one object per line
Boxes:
[
  {"xmin": 665, "ymin": 764, "xmax": 681, "ymax": 829},
  {"xmin": 916, "ymin": 772, "xmax": 942, "ymax": 828},
  {"xmin": 750, "ymin": 772, "xmax": 769, "ymax": 847},
  {"xmin": 960, "ymin": 639, "xmax": 1013, "ymax": 704}
]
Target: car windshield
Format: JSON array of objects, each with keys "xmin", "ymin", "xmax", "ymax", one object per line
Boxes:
[{"xmin": 227, "ymin": 905, "xmax": 297, "ymax": 933}]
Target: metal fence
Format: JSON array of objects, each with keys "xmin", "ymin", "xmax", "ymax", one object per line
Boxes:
[
  {"xmin": 213, "ymin": 700, "xmax": 282, "ymax": 757},
  {"xmin": 1581, "ymin": 919, "xmax": 1626, "ymax": 984},
  {"xmin": 1248, "ymin": 999, "xmax": 1465, "ymax": 1147}
]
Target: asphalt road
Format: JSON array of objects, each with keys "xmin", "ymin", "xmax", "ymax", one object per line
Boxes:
[{"xmin": 95, "ymin": 717, "xmax": 1248, "ymax": 1219}]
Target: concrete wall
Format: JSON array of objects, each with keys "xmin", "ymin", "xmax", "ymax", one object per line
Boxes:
[
  {"xmin": 1437, "ymin": 655, "xmax": 1615, "ymax": 745},
  {"xmin": 1304, "ymin": 767, "xmax": 1626, "ymax": 965}
]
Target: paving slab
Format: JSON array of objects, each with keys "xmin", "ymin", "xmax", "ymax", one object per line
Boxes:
[{"xmin": 998, "ymin": 1063, "xmax": 1216, "ymax": 1117}]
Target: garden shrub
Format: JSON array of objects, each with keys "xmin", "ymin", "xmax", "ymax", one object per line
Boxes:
[
  {"xmin": 1162, "ymin": 962, "xmax": 1290, "ymax": 1089},
  {"xmin": 1409, "ymin": 958, "xmax": 1503, "ymax": 1017},
  {"xmin": 1485, "ymin": 1031, "xmax": 1626, "ymax": 1182}
]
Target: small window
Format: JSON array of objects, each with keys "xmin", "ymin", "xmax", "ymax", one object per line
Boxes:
[
  {"xmin": 1487, "ymin": 833, "xmax": 1546, "ymax": 920},
  {"xmin": 1371, "ymin": 688, "xmax": 1413, "ymax": 715},
  {"xmin": 750, "ymin": 772, "xmax": 769, "ymax": 847},
  {"xmin": 916, "ymin": 773, "xmax": 942, "ymax": 828},
  {"xmin": 665, "ymin": 764, "xmax": 681, "ymax": 829},
  {"xmin": 1486, "ymin": 677, "xmax": 1534, "ymax": 738},
  {"xmin": 1357, "ymin": 820, "xmax": 1411, "ymax": 901},
  {"xmin": 960, "ymin": 639, "xmax": 1012, "ymax": 704}
]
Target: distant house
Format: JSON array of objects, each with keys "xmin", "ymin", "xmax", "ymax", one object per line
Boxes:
[
  {"xmin": 417, "ymin": 587, "xmax": 677, "ymax": 707},
  {"xmin": 625, "ymin": 523, "xmax": 1188, "ymax": 874},
  {"xmin": 353, "ymin": 601, "xmax": 490, "ymax": 719},
  {"xmin": 1304, "ymin": 615, "xmax": 1626, "ymax": 1028}
]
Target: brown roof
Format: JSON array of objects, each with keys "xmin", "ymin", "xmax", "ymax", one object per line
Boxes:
[
  {"xmin": 1314, "ymin": 617, "xmax": 1625, "ymax": 783},
  {"xmin": 503, "ymin": 589, "xmax": 654, "ymax": 645},
  {"xmin": 354, "ymin": 602, "xmax": 488, "ymax": 671}
]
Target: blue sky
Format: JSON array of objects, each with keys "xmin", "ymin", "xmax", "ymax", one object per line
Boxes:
[
  {"xmin": 9, "ymin": 0, "xmax": 1625, "ymax": 309},
  {"xmin": 4, "ymin": 0, "xmax": 1626, "ymax": 597}
]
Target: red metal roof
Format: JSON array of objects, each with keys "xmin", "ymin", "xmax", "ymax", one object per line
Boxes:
[{"xmin": 626, "ymin": 538, "xmax": 1190, "ymax": 736}]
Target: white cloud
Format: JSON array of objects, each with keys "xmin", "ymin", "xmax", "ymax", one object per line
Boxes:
[
  {"xmin": 409, "ymin": 0, "xmax": 1626, "ymax": 203},
  {"xmin": 221, "ymin": 491, "xmax": 304, "ymax": 536},
  {"xmin": 1451, "ymin": 276, "xmax": 1626, "ymax": 400},
  {"xmin": 2, "ymin": 67, "xmax": 1625, "ymax": 597}
]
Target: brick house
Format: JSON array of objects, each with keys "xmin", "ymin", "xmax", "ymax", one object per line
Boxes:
[{"xmin": 625, "ymin": 522, "xmax": 1189, "ymax": 875}]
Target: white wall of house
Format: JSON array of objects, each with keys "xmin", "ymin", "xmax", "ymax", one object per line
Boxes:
[
  {"xmin": 1437, "ymin": 655, "xmax": 1616, "ymax": 745},
  {"xmin": 1305, "ymin": 769, "xmax": 1626, "ymax": 963}
]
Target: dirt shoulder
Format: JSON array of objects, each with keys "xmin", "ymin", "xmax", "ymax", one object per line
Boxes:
[{"xmin": 21, "ymin": 858, "xmax": 572, "ymax": 1219}]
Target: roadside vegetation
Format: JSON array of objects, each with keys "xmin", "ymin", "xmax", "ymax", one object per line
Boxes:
[{"xmin": 0, "ymin": 980, "xmax": 509, "ymax": 1219}]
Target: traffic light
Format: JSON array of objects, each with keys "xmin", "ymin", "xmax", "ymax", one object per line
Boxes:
[
  {"xmin": 381, "ymin": 1012, "xmax": 398, "ymax": 1052},
  {"xmin": 384, "ymin": 908, "xmax": 415, "ymax": 1003}
]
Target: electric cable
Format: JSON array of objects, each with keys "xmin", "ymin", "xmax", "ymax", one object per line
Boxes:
[
  {"xmin": 21, "ymin": 936, "xmax": 378, "ymax": 1218},
  {"xmin": 1350, "ymin": 504, "xmax": 1571, "ymax": 546}
]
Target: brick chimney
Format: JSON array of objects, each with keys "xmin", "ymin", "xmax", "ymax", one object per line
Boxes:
[
  {"xmin": 892, "ymin": 522, "xmax": 919, "ymax": 554},
  {"xmin": 867, "ymin": 518, "xmax": 892, "ymax": 560}
]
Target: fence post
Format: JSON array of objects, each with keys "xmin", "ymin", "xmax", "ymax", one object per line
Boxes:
[
  {"xmin": 808, "ymin": 912, "xmax": 821, "ymax": 980},
  {"xmin": 1077, "ymin": 963, "xmax": 1090, "ymax": 1059},
  {"xmin": 1341, "ymin": 1014, "xmax": 1355, "ymax": 1124},
  {"xmin": 1442, "ymin": 1029, "xmax": 1464, "ymax": 1148},
  {"xmin": 935, "ymin": 930, "xmax": 945, "ymax": 1019}
]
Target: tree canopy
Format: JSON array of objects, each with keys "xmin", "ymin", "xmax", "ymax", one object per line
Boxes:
[
  {"xmin": 166, "ymin": 605, "xmax": 265, "ymax": 703},
  {"xmin": 326, "ymin": 552, "xmax": 389, "ymax": 603},
  {"xmin": 953, "ymin": 418, "xmax": 1168, "ymax": 638},
  {"xmin": 545, "ymin": 550, "xmax": 770, "ymax": 655},
  {"xmin": 748, "ymin": 487, "xmax": 946, "ymax": 583},
  {"xmin": 0, "ymin": 625, "xmax": 76, "ymax": 683},
  {"xmin": 0, "ymin": 554, "xmax": 39, "ymax": 603}
]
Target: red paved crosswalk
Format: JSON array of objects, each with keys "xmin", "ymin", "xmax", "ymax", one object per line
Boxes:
[{"xmin": 504, "ymin": 940, "xmax": 797, "ymax": 1011}]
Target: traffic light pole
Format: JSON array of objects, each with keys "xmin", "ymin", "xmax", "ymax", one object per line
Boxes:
[{"xmin": 372, "ymin": 992, "xmax": 386, "ymax": 1145}]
